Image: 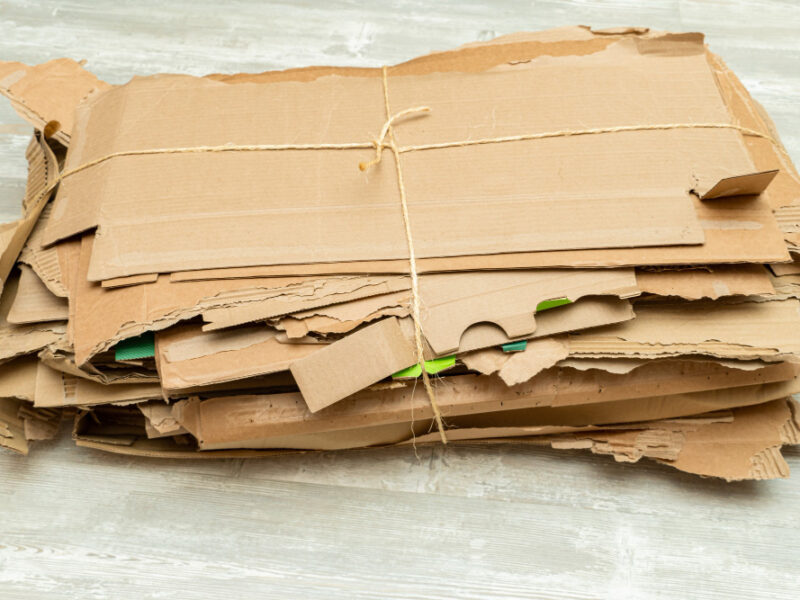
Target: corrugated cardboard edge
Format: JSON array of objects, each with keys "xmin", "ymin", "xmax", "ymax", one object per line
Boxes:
[{"xmin": 0, "ymin": 58, "xmax": 110, "ymax": 145}]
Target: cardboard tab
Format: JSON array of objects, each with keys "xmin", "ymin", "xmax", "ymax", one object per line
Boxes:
[
  {"xmin": 698, "ymin": 170, "xmax": 779, "ymax": 200},
  {"xmin": 290, "ymin": 317, "xmax": 417, "ymax": 412}
]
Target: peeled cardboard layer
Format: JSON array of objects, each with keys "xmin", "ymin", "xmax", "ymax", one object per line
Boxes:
[
  {"xmin": 415, "ymin": 269, "xmax": 637, "ymax": 355},
  {"xmin": 0, "ymin": 58, "xmax": 109, "ymax": 146},
  {"xmin": 0, "ymin": 356, "xmax": 39, "ymax": 401},
  {"xmin": 661, "ymin": 398, "xmax": 800, "ymax": 480},
  {"xmin": 0, "ymin": 397, "xmax": 28, "ymax": 454},
  {"xmin": 635, "ymin": 264, "xmax": 774, "ymax": 300},
  {"xmin": 0, "ymin": 134, "xmax": 60, "ymax": 296},
  {"xmin": 71, "ymin": 236, "xmax": 409, "ymax": 365},
  {"xmin": 138, "ymin": 402, "xmax": 187, "ymax": 439},
  {"xmin": 7, "ymin": 264, "xmax": 68, "ymax": 324},
  {"xmin": 18, "ymin": 203, "xmax": 70, "ymax": 298},
  {"xmin": 174, "ymin": 360, "xmax": 798, "ymax": 449},
  {"xmin": 199, "ymin": 274, "xmax": 410, "ymax": 331},
  {"xmin": 155, "ymin": 324, "xmax": 320, "ymax": 391},
  {"xmin": 33, "ymin": 362, "xmax": 163, "ymax": 408},
  {"xmin": 47, "ymin": 33, "xmax": 778, "ymax": 280},
  {"xmin": 0, "ymin": 272, "xmax": 65, "ymax": 364},
  {"xmin": 275, "ymin": 288, "xmax": 635, "ymax": 350},
  {"xmin": 569, "ymin": 299, "xmax": 800, "ymax": 361},
  {"xmin": 72, "ymin": 398, "xmax": 800, "ymax": 481}
]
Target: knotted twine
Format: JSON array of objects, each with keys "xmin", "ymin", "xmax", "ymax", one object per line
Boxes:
[{"xmin": 41, "ymin": 65, "xmax": 787, "ymax": 445}]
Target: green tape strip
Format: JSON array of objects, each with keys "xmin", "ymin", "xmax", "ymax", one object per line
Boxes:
[
  {"xmin": 536, "ymin": 297, "xmax": 572, "ymax": 312},
  {"xmin": 393, "ymin": 355, "xmax": 456, "ymax": 379},
  {"xmin": 114, "ymin": 331, "xmax": 155, "ymax": 361},
  {"xmin": 502, "ymin": 340, "xmax": 528, "ymax": 352}
]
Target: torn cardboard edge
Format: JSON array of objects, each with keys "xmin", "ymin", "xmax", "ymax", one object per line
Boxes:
[
  {"xmin": 7, "ymin": 263, "xmax": 68, "ymax": 324},
  {"xmin": 70, "ymin": 397, "xmax": 800, "ymax": 480},
  {"xmin": 176, "ymin": 360, "xmax": 800, "ymax": 448}
]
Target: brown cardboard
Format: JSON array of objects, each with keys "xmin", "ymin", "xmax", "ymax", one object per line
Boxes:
[
  {"xmin": 0, "ymin": 134, "xmax": 60, "ymax": 296},
  {"xmin": 199, "ymin": 275, "xmax": 410, "ymax": 331},
  {"xmin": 462, "ymin": 337, "xmax": 569, "ymax": 385},
  {"xmin": 283, "ymin": 270, "xmax": 638, "ymax": 409},
  {"xmin": 290, "ymin": 317, "xmax": 418, "ymax": 412},
  {"xmin": 416, "ymin": 269, "xmax": 637, "ymax": 355},
  {"xmin": 33, "ymin": 362, "xmax": 163, "ymax": 408},
  {"xmin": 0, "ymin": 356, "xmax": 39, "ymax": 401},
  {"xmin": 136, "ymin": 193, "xmax": 789, "ymax": 276},
  {"xmin": 46, "ymin": 34, "xmax": 776, "ymax": 280},
  {"xmin": 138, "ymin": 402, "xmax": 188, "ymax": 439},
  {"xmin": 71, "ymin": 236, "xmax": 409, "ymax": 364},
  {"xmin": 635, "ymin": 265, "xmax": 774, "ymax": 299},
  {"xmin": 175, "ymin": 377, "xmax": 798, "ymax": 452},
  {"xmin": 0, "ymin": 271, "xmax": 66, "ymax": 364},
  {"xmin": 0, "ymin": 58, "xmax": 109, "ymax": 145},
  {"xmin": 72, "ymin": 398, "xmax": 800, "ymax": 480},
  {"xmin": 84, "ymin": 29, "xmax": 794, "ymax": 282},
  {"xmin": 7, "ymin": 264, "xmax": 68, "ymax": 324},
  {"xmin": 175, "ymin": 361, "xmax": 798, "ymax": 449},
  {"xmin": 275, "ymin": 290, "xmax": 634, "ymax": 349},
  {"xmin": 155, "ymin": 324, "xmax": 320, "ymax": 391},
  {"xmin": 18, "ymin": 203, "xmax": 70, "ymax": 298},
  {"xmin": 568, "ymin": 299, "xmax": 800, "ymax": 361},
  {"xmin": 0, "ymin": 397, "xmax": 28, "ymax": 454},
  {"xmin": 661, "ymin": 398, "xmax": 800, "ymax": 480}
]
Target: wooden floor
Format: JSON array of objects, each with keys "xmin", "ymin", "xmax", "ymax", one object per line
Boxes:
[{"xmin": 2, "ymin": 1, "xmax": 800, "ymax": 598}]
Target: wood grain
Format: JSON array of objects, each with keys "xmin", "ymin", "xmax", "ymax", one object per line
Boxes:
[{"xmin": 2, "ymin": 1, "xmax": 800, "ymax": 598}]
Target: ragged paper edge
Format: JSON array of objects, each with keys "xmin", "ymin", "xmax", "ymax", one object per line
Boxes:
[{"xmin": 7, "ymin": 264, "xmax": 68, "ymax": 324}]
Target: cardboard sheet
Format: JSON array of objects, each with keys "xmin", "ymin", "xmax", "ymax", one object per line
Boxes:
[
  {"xmin": 0, "ymin": 356, "xmax": 39, "ymax": 401},
  {"xmin": 0, "ymin": 272, "xmax": 65, "ymax": 364},
  {"xmin": 174, "ymin": 360, "xmax": 798, "ymax": 449},
  {"xmin": 71, "ymin": 236, "xmax": 409, "ymax": 365},
  {"xmin": 635, "ymin": 264, "xmax": 774, "ymax": 299},
  {"xmin": 18, "ymin": 202, "xmax": 70, "ymax": 298},
  {"xmin": 33, "ymin": 362, "xmax": 163, "ymax": 408},
  {"xmin": 0, "ymin": 134, "xmax": 60, "ymax": 296},
  {"xmin": 0, "ymin": 58, "xmax": 110, "ymax": 145},
  {"xmin": 7, "ymin": 264, "xmax": 68, "ymax": 324},
  {"xmin": 155, "ymin": 324, "xmax": 320, "ymax": 391},
  {"xmin": 46, "ymin": 33, "xmax": 777, "ymax": 280},
  {"xmin": 568, "ymin": 299, "xmax": 800, "ymax": 361}
]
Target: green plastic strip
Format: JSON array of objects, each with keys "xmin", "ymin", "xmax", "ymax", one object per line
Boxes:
[
  {"xmin": 393, "ymin": 355, "xmax": 456, "ymax": 379},
  {"xmin": 114, "ymin": 331, "xmax": 155, "ymax": 361},
  {"xmin": 502, "ymin": 340, "xmax": 528, "ymax": 352},
  {"xmin": 536, "ymin": 297, "xmax": 572, "ymax": 312}
]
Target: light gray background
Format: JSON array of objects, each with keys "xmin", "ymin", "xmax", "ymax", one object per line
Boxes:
[{"xmin": 1, "ymin": 1, "xmax": 799, "ymax": 598}]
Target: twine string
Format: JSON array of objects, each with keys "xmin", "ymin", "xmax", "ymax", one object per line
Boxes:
[{"xmin": 361, "ymin": 66, "xmax": 447, "ymax": 444}]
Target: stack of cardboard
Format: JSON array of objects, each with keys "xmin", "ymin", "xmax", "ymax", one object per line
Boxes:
[{"xmin": 2, "ymin": 26, "xmax": 800, "ymax": 480}]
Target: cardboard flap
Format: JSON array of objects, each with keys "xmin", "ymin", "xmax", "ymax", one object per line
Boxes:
[
  {"xmin": 418, "ymin": 269, "xmax": 638, "ymax": 355},
  {"xmin": 7, "ymin": 264, "xmax": 68, "ymax": 324},
  {"xmin": 290, "ymin": 317, "xmax": 417, "ymax": 412},
  {"xmin": 0, "ymin": 134, "xmax": 59, "ymax": 295},
  {"xmin": 0, "ymin": 58, "xmax": 110, "ymax": 145},
  {"xmin": 697, "ymin": 169, "xmax": 779, "ymax": 200}
]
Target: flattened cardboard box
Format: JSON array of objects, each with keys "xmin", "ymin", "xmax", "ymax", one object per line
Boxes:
[{"xmin": 46, "ymin": 33, "xmax": 778, "ymax": 281}]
